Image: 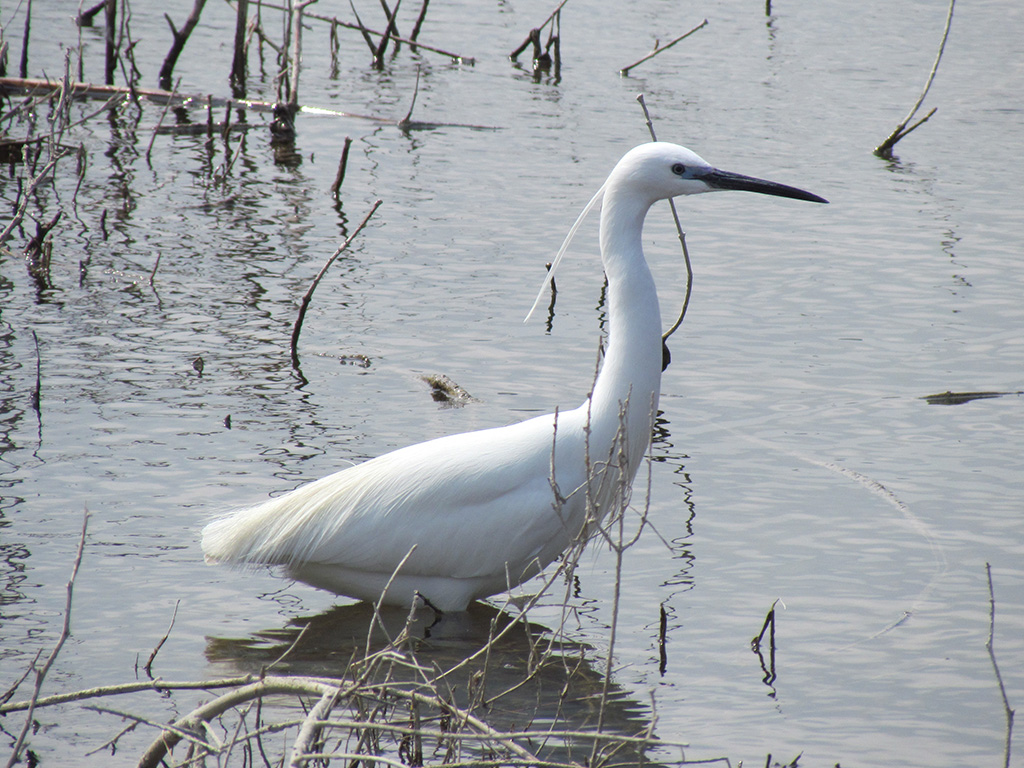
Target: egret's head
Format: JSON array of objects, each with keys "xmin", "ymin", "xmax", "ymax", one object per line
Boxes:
[{"xmin": 615, "ymin": 142, "xmax": 828, "ymax": 205}]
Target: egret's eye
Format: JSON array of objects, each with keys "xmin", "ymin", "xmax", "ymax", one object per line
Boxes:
[{"xmin": 671, "ymin": 163, "xmax": 686, "ymax": 176}]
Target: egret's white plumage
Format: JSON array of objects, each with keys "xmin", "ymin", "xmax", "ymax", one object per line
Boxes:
[{"xmin": 202, "ymin": 142, "xmax": 826, "ymax": 611}]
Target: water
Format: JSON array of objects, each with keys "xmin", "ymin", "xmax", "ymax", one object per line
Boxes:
[{"xmin": 2, "ymin": 0, "xmax": 1023, "ymax": 765}]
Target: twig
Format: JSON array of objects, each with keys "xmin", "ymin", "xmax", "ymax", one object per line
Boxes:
[
  {"xmin": 291, "ymin": 199, "xmax": 383, "ymax": 367},
  {"xmin": 409, "ymin": 0, "xmax": 429, "ymax": 42},
  {"xmin": 264, "ymin": 622, "xmax": 313, "ymax": 673},
  {"xmin": 348, "ymin": 0, "xmax": 380, "ymax": 58},
  {"xmin": 0, "ymin": 154, "xmax": 63, "ymax": 249},
  {"xmin": 373, "ymin": 0, "xmax": 402, "ymax": 68},
  {"xmin": 0, "ymin": 651, "xmax": 41, "ymax": 707},
  {"xmin": 4, "ymin": 511, "xmax": 89, "ymax": 768},
  {"xmin": 636, "ymin": 94, "xmax": 692, "ymax": 347},
  {"xmin": 144, "ymin": 599, "xmax": 180, "ymax": 678},
  {"xmin": 159, "ymin": 0, "xmax": 209, "ymax": 90},
  {"xmin": 397, "ymin": 65, "xmax": 420, "ymax": 129},
  {"xmin": 986, "ymin": 563, "xmax": 1015, "ymax": 768},
  {"xmin": 658, "ymin": 603, "xmax": 668, "ymax": 675},
  {"xmin": 147, "ymin": 76, "xmax": 181, "ymax": 162},
  {"xmin": 330, "ymin": 136, "xmax": 353, "ymax": 197},
  {"xmin": 290, "ymin": 688, "xmax": 342, "ymax": 767},
  {"xmin": 619, "ymin": 19, "xmax": 708, "ymax": 76},
  {"xmin": 76, "ymin": 0, "xmax": 106, "ymax": 26},
  {"xmin": 287, "ymin": 0, "xmax": 319, "ymax": 107},
  {"xmin": 30, "ymin": 330, "xmax": 42, "ymax": 416},
  {"xmin": 19, "ymin": 0, "xmax": 32, "ymax": 79},
  {"xmin": 509, "ymin": 0, "xmax": 570, "ymax": 59},
  {"xmin": 104, "ymin": 0, "xmax": 116, "ymax": 84},
  {"xmin": 365, "ymin": 545, "xmax": 419, "ymax": 656},
  {"xmin": 1, "ymin": 676, "xmax": 259, "ymax": 714},
  {"xmin": 874, "ymin": 0, "xmax": 955, "ymax": 158},
  {"xmin": 751, "ymin": 599, "xmax": 780, "ymax": 686},
  {"xmin": 231, "ymin": 0, "xmax": 251, "ymax": 89}
]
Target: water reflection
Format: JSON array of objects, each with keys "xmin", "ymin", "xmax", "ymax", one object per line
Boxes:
[{"xmin": 205, "ymin": 601, "xmax": 672, "ymax": 766}]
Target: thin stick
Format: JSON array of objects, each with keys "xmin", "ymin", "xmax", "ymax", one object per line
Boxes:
[
  {"xmin": 287, "ymin": 0, "xmax": 319, "ymax": 108},
  {"xmin": 619, "ymin": 19, "xmax": 708, "ymax": 76},
  {"xmin": 373, "ymin": 0, "xmax": 402, "ymax": 68},
  {"xmin": 509, "ymin": 0, "xmax": 570, "ymax": 59},
  {"xmin": 4, "ymin": 511, "xmax": 89, "ymax": 768},
  {"xmin": 397, "ymin": 64, "xmax": 420, "ymax": 129},
  {"xmin": 348, "ymin": 0, "xmax": 380, "ymax": 58},
  {"xmin": 104, "ymin": 0, "xmax": 116, "ymax": 84},
  {"xmin": 147, "ymin": 251, "xmax": 162, "ymax": 285},
  {"xmin": 986, "ymin": 563, "xmax": 1015, "ymax": 768},
  {"xmin": 331, "ymin": 136, "xmax": 353, "ymax": 197},
  {"xmin": 264, "ymin": 622, "xmax": 313, "ymax": 673},
  {"xmin": 143, "ymin": 599, "xmax": 180, "ymax": 678},
  {"xmin": 76, "ymin": 0, "xmax": 106, "ymax": 25},
  {"xmin": 159, "ymin": 0, "xmax": 209, "ymax": 90},
  {"xmin": 410, "ymin": 0, "xmax": 429, "ymax": 42},
  {"xmin": 291, "ymin": 199, "xmax": 383, "ymax": 367},
  {"xmin": 1, "ymin": 676, "xmax": 260, "ymax": 714},
  {"xmin": 19, "ymin": 0, "xmax": 32, "ymax": 79},
  {"xmin": 231, "ymin": 0, "xmax": 251, "ymax": 89},
  {"xmin": 145, "ymin": 76, "xmax": 181, "ymax": 162},
  {"xmin": 30, "ymin": 330, "xmax": 41, "ymax": 416},
  {"xmin": 0, "ymin": 651, "xmax": 41, "ymax": 707},
  {"xmin": 0, "ymin": 155, "xmax": 62, "ymax": 249},
  {"xmin": 289, "ymin": 689, "xmax": 342, "ymax": 767},
  {"xmin": 636, "ymin": 94, "xmax": 692, "ymax": 344},
  {"xmin": 365, "ymin": 544, "xmax": 419, "ymax": 657},
  {"xmin": 874, "ymin": 0, "xmax": 954, "ymax": 157}
]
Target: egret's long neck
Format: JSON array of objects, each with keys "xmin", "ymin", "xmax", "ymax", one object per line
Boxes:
[{"xmin": 586, "ymin": 181, "xmax": 663, "ymax": 476}]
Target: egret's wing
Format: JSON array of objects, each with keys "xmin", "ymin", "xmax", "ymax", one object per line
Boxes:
[{"xmin": 202, "ymin": 412, "xmax": 587, "ymax": 580}]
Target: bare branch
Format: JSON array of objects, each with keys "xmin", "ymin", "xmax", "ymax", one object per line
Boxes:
[
  {"xmin": 986, "ymin": 563, "xmax": 1015, "ymax": 768},
  {"xmin": 874, "ymin": 0, "xmax": 955, "ymax": 157},
  {"xmin": 620, "ymin": 19, "xmax": 708, "ymax": 76},
  {"xmin": 291, "ymin": 199, "xmax": 383, "ymax": 368},
  {"xmin": 4, "ymin": 511, "xmax": 89, "ymax": 768}
]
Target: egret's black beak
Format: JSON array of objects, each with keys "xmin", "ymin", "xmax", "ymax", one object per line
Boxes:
[{"xmin": 701, "ymin": 168, "xmax": 829, "ymax": 204}]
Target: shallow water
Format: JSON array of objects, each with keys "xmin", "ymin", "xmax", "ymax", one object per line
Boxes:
[{"xmin": 2, "ymin": 0, "xmax": 1023, "ymax": 765}]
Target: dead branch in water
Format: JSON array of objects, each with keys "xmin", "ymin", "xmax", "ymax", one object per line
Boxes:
[
  {"xmin": 874, "ymin": 0, "xmax": 955, "ymax": 158},
  {"xmin": 291, "ymin": 200, "xmax": 383, "ymax": 368},
  {"xmin": 330, "ymin": 136, "xmax": 354, "ymax": 197},
  {"xmin": 619, "ymin": 19, "xmax": 708, "ymax": 76},
  {"xmin": 160, "ymin": 0, "xmax": 208, "ymax": 89},
  {"xmin": 636, "ymin": 94, "xmax": 691, "ymax": 359},
  {"xmin": 3, "ymin": 511, "xmax": 89, "ymax": 768},
  {"xmin": 509, "ymin": 0, "xmax": 570, "ymax": 60},
  {"xmin": 986, "ymin": 563, "xmax": 1016, "ymax": 768},
  {"xmin": 261, "ymin": 0, "xmax": 472, "ymax": 63}
]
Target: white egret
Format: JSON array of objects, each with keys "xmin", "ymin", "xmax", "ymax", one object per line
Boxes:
[{"xmin": 202, "ymin": 142, "xmax": 827, "ymax": 611}]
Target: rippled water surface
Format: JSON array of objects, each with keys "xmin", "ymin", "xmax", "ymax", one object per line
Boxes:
[{"xmin": 2, "ymin": 0, "xmax": 1023, "ymax": 765}]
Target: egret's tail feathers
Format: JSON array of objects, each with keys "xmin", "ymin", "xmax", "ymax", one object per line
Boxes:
[
  {"xmin": 201, "ymin": 502, "xmax": 290, "ymax": 566},
  {"xmin": 201, "ymin": 468, "xmax": 370, "ymax": 568}
]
